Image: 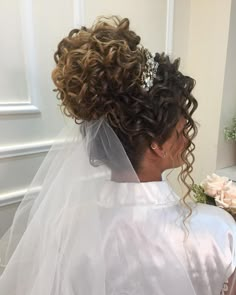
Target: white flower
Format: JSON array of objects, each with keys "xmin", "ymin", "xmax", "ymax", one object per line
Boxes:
[
  {"xmin": 215, "ymin": 196, "xmax": 231, "ymax": 209},
  {"xmin": 201, "ymin": 174, "xmax": 236, "ymax": 212},
  {"xmin": 224, "ymin": 184, "xmax": 236, "ymax": 199},
  {"xmin": 201, "ymin": 173, "xmax": 231, "ymax": 198},
  {"xmin": 223, "ymin": 185, "xmax": 236, "ymax": 213}
]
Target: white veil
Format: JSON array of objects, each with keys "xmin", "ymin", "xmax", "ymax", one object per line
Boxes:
[
  {"xmin": 0, "ymin": 119, "xmax": 235, "ymax": 295},
  {"xmin": 0, "ymin": 119, "xmax": 141, "ymax": 294}
]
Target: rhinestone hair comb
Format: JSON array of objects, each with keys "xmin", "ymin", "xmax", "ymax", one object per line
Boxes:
[{"xmin": 141, "ymin": 49, "xmax": 159, "ymax": 91}]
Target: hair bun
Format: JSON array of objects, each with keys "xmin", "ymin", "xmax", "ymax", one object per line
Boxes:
[{"xmin": 52, "ymin": 16, "xmax": 145, "ymax": 122}]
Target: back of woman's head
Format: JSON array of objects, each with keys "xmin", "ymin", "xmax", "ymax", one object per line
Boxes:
[{"xmin": 52, "ymin": 16, "xmax": 198, "ymax": 195}]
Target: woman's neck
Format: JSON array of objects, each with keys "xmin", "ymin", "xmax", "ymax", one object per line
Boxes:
[{"xmin": 111, "ymin": 167, "xmax": 163, "ymax": 183}]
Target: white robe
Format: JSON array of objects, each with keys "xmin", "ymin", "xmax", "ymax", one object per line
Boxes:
[
  {"xmin": 0, "ymin": 181, "xmax": 235, "ymax": 295},
  {"xmin": 93, "ymin": 181, "xmax": 236, "ymax": 295}
]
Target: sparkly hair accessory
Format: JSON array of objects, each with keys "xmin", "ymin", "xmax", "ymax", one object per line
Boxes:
[{"xmin": 141, "ymin": 49, "xmax": 159, "ymax": 91}]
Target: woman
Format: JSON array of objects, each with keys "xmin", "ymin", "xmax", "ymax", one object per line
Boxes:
[{"xmin": 0, "ymin": 16, "xmax": 235, "ymax": 295}]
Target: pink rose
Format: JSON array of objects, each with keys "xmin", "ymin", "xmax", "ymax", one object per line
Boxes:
[
  {"xmin": 201, "ymin": 173, "xmax": 232, "ymax": 198},
  {"xmin": 214, "ymin": 181, "xmax": 236, "ymax": 211},
  {"xmin": 224, "ymin": 185, "xmax": 236, "ymax": 199}
]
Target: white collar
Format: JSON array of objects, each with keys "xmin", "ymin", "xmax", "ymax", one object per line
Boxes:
[{"xmin": 98, "ymin": 180, "xmax": 180, "ymax": 207}]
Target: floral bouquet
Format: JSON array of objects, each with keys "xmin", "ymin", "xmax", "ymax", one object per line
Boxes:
[{"xmin": 192, "ymin": 174, "xmax": 236, "ymax": 220}]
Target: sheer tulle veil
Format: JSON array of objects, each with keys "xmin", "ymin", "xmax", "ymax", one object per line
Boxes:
[{"xmin": 0, "ymin": 119, "xmax": 143, "ymax": 294}]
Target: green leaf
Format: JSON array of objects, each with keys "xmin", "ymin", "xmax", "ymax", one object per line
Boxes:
[
  {"xmin": 224, "ymin": 116, "xmax": 236, "ymax": 142},
  {"xmin": 192, "ymin": 184, "xmax": 207, "ymax": 204}
]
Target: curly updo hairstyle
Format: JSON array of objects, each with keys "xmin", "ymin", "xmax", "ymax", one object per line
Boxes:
[{"xmin": 52, "ymin": 16, "xmax": 198, "ymax": 205}]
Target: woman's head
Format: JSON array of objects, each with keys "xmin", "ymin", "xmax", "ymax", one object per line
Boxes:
[{"xmin": 52, "ymin": 16, "xmax": 198, "ymax": 192}]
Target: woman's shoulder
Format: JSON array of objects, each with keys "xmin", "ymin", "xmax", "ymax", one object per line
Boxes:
[
  {"xmin": 191, "ymin": 204, "xmax": 236, "ymax": 278},
  {"xmin": 190, "ymin": 203, "xmax": 236, "ymax": 238},
  {"xmin": 194, "ymin": 203, "xmax": 235, "ymax": 223}
]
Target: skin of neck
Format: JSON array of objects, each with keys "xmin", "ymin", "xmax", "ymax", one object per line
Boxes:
[
  {"xmin": 111, "ymin": 142, "xmax": 175, "ymax": 183},
  {"xmin": 137, "ymin": 148, "xmax": 166, "ymax": 182}
]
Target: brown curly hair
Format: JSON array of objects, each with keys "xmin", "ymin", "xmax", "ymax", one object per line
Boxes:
[{"xmin": 52, "ymin": 16, "xmax": 198, "ymax": 208}]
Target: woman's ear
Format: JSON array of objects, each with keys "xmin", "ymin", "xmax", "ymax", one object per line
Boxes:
[{"xmin": 150, "ymin": 142, "xmax": 167, "ymax": 159}]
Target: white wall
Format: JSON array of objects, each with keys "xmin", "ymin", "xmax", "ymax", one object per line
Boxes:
[
  {"xmin": 174, "ymin": 0, "xmax": 233, "ymax": 184},
  {"xmin": 217, "ymin": 0, "xmax": 236, "ymax": 169},
  {"xmin": 0, "ymin": 0, "xmax": 76, "ymax": 201},
  {"xmin": 84, "ymin": 0, "xmax": 167, "ymax": 53},
  {"xmin": 172, "ymin": 0, "xmax": 191, "ymax": 70},
  {"xmin": 0, "ymin": 0, "xmax": 77, "ymax": 235},
  {"xmin": 162, "ymin": 0, "xmax": 236, "ymax": 194}
]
